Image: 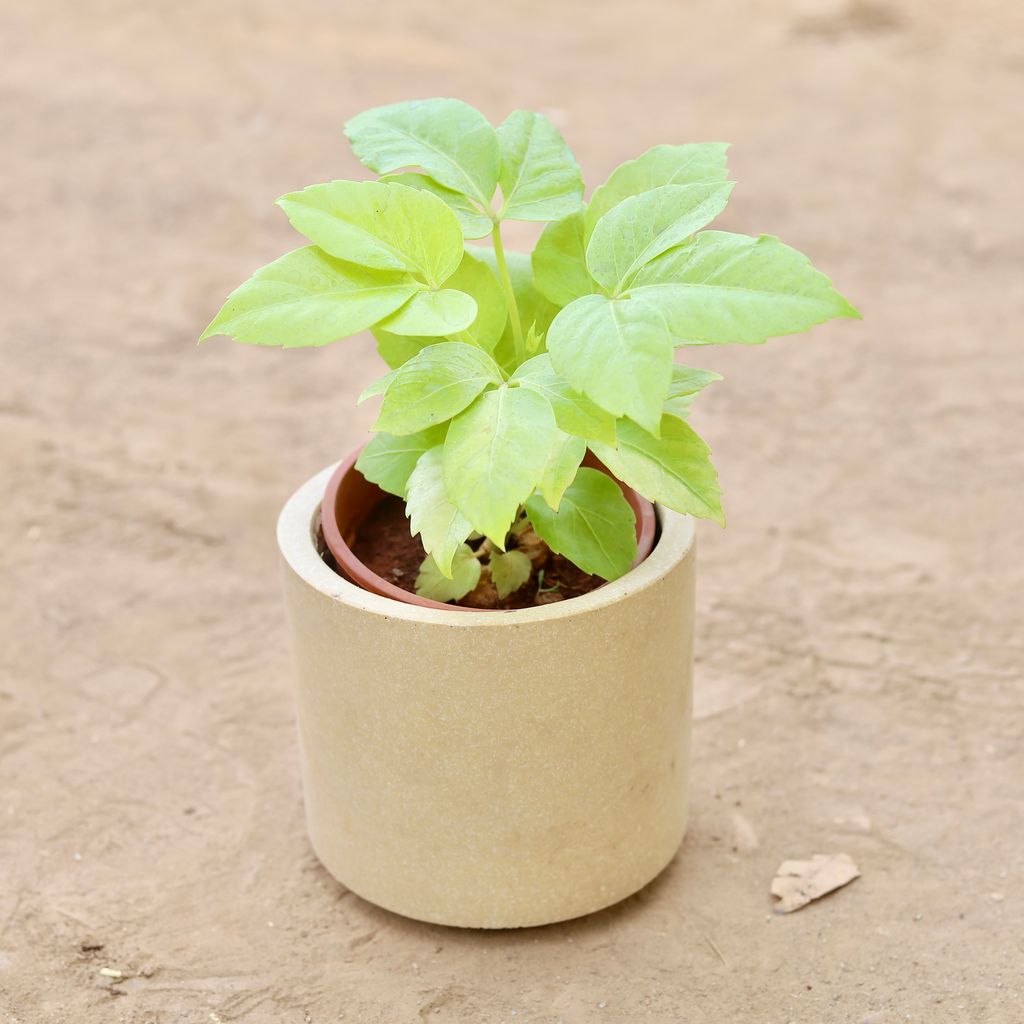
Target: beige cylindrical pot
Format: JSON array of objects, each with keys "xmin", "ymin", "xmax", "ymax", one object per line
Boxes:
[{"xmin": 277, "ymin": 464, "xmax": 697, "ymax": 929}]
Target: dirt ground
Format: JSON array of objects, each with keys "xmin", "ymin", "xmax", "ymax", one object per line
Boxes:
[{"xmin": 2, "ymin": 0, "xmax": 1023, "ymax": 1021}]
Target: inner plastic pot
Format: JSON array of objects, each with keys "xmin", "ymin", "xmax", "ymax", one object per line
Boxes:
[{"xmin": 321, "ymin": 445, "xmax": 658, "ymax": 612}]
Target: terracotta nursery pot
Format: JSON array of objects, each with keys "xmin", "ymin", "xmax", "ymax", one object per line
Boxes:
[
  {"xmin": 320, "ymin": 445, "xmax": 659, "ymax": 611},
  {"xmin": 277, "ymin": 460, "xmax": 697, "ymax": 929}
]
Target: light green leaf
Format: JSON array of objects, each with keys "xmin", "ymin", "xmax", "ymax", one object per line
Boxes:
[
  {"xmin": 370, "ymin": 250, "xmax": 507, "ymax": 364},
  {"xmin": 379, "ymin": 288, "xmax": 477, "ymax": 336},
  {"xmin": 489, "ymin": 549, "xmax": 533, "ymax": 599},
  {"xmin": 664, "ymin": 393, "xmax": 696, "ymax": 420},
  {"xmin": 525, "ymin": 468, "xmax": 637, "ymax": 581},
  {"xmin": 669, "ymin": 364, "xmax": 723, "ymax": 396},
  {"xmin": 444, "ymin": 386, "xmax": 559, "ymax": 546},
  {"xmin": 586, "ymin": 143, "xmax": 730, "ymax": 236},
  {"xmin": 380, "ymin": 172, "xmax": 492, "ymax": 239},
  {"xmin": 372, "ymin": 328, "xmax": 435, "ymax": 369},
  {"xmin": 471, "ymin": 247, "xmax": 559, "ymax": 371},
  {"xmin": 629, "ymin": 231, "xmax": 861, "ymax": 344},
  {"xmin": 590, "ymin": 416, "xmax": 724, "ymax": 524},
  {"xmin": 357, "ymin": 368, "xmax": 399, "ymax": 403},
  {"xmin": 492, "ymin": 250, "xmax": 559, "ymax": 331},
  {"xmin": 664, "ymin": 365, "xmax": 720, "ymax": 420},
  {"xmin": 497, "ymin": 110, "xmax": 584, "ymax": 221},
  {"xmin": 405, "ymin": 446, "xmax": 474, "ymax": 576},
  {"xmin": 586, "ymin": 182, "xmax": 734, "ymax": 293},
  {"xmin": 276, "ymin": 180, "xmax": 464, "ymax": 287},
  {"xmin": 531, "ymin": 211, "xmax": 595, "ymax": 307},
  {"xmin": 546, "ymin": 293, "xmax": 674, "ymax": 436},
  {"xmin": 663, "ymin": 364, "xmax": 722, "ymax": 419},
  {"xmin": 415, "ymin": 545, "xmax": 481, "ymax": 602},
  {"xmin": 448, "ymin": 250, "xmax": 506, "ymax": 350},
  {"xmin": 345, "ymin": 98, "xmax": 500, "ymax": 207},
  {"xmin": 374, "ymin": 342, "xmax": 503, "ymax": 435},
  {"xmin": 538, "ymin": 432, "xmax": 586, "ymax": 509},
  {"xmin": 200, "ymin": 246, "xmax": 418, "ymax": 347},
  {"xmin": 511, "ymin": 354, "xmax": 617, "ymax": 445},
  {"xmin": 355, "ymin": 425, "xmax": 447, "ymax": 497},
  {"xmin": 525, "ymin": 320, "xmax": 543, "ymax": 354}
]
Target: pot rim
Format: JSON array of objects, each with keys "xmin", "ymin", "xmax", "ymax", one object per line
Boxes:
[
  {"xmin": 320, "ymin": 443, "xmax": 659, "ymax": 612},
  {"xmin": 279, "ymin": 463, "xmax": 695, "ymax": 627}
]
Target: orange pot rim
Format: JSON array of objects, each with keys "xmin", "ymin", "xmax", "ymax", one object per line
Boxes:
[{"xmin": 320, "ymin": 443, "xmax": 658, "ymax": 613}]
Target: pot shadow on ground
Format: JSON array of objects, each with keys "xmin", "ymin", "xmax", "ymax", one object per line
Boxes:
[{"xmin": 305, "ymin": 831, "xmax": 699, "ymax": 948}]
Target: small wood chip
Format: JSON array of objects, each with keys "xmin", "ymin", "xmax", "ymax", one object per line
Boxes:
[
  {"xmin": 98, "ymin": 967, "xmax": 123, "ymax": 979},
  {"xmin": 771, "ymin": 853, "xmax": 860, "ymax": 913},
  {"xmin": 705, "ymin": 935, "xmax": 729, "ymax": 966}
]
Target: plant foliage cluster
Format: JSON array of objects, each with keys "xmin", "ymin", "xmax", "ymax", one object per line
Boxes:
[{"xmin": 203, "ymin": 98, "xmax": 857, "ymax": 602}]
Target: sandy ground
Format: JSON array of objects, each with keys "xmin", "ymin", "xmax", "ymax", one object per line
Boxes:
[{"xmin": 2, "ymin": 0, "xmax": 1023, "ymax": 1020}]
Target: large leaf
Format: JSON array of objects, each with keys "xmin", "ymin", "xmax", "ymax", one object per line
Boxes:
[
  {"xmin": 374, "ymin": 342, "xmax": 503, "ymax": 435},
  {"xmin": 496, "ymin": 110, "xmax": 584, "ymax": 221},
  {"xmin": 531, "ymin": 211, "xmax": 594, "ymax": 307},
  {"xmin": 443, "ymin": 385, "xmax": 559, "ymax": 545},
  {"xmin": 590, "ymin": 415, "xmax": 724, "ymax": 524},
  {"xmin": 546, "ymin": 293, "xmax": 674, "ymax": 435},
  {"xmin": 380, "ymin": 172, "xmax": 492, "ymax": 239},
  {"xmin": 489, "ymin": 549, "xmax": 532, "ymax": 599},
  {"xmin": 525, "ymin": 468, "xmax": 637, "ymax": 581},
  {"xmin": 585, "ymin": 182, "xmax": 734, "ymax": 293},
  {"xmin": 355, "ymin": 425, "xmax": 447, "ymax": 497},
  {"xmin": 200, "ymin": 246, "xmax": 418, "ymax": 347},
  {"xmin": 345, "ymin": 98, "xmax": 500, "ymax": 207},
  {"xmin": 277, "ymin": 180, "xmax": 464, "ymax": 287},
  {"xmin": 511, "ymin": 354, "xmax": 617, "ymax": 445},
  {"xmin": 378, "ymin": 288, "xmax": 477, "ymax": 336},
  {"xmin": 585, "ymin": 143, "xmax": 730, "ymax": 235},
  {"xmin": 629, "ymin": 231, "xmax": 861, "ymax": 344},
  {"xmin": 416, "ymin": 545, "xmax": 481, "ymax": 602},
  {"xmin": 537, "ymin": 431, "xmax": 586, "ymax": 510},
  {"xmin": 405, "ymin": 446, "xmax": 474, "ymax": 576}
]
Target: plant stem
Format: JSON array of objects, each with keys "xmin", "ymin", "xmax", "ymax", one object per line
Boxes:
[{"xmin": 490, "ymin": 220, "xmax": 526, "ymax": 365}]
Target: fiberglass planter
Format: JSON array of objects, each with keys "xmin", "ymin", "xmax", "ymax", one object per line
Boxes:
[{"xmin": 277, "ymin": 462, "xmax": 697, "ymax": 928}]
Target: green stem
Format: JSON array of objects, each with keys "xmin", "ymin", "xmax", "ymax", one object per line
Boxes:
[{"xmin": 490, "ymin": 220, "xmax": 526, "ymax": 365}]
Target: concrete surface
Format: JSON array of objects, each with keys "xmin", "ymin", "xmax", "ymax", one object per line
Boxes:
[{"xmin": 2, "ymin": 0, "xmax": 1022, "ymax": 1021}]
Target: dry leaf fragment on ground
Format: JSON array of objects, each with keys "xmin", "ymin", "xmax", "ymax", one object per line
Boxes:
[{"xmin": 771, "ymin": 853, "xmax": 860, "ymax": 913}]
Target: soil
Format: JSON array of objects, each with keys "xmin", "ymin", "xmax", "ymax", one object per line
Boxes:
[
  {"xmin": 346, "ymin": 495, "xmax": 429, "ymax": 594},
  {"xmin": 349, "ymin": 494, "xmax": 606, "ymax": 608},
  {"xmin": 3, "ymin": 1, "xmax": 1023, "ymax": 1022}
]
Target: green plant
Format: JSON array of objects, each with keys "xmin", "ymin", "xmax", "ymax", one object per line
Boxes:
[{"xmin": 202, "ymin": 98, "xmax": 858, "ymax": 603}]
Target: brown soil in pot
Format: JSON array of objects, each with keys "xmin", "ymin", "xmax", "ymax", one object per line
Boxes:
[
  {"xmin": 321, "ymin": 445, "xmax": 657, "ymax": 611},
  {"xmin": 349, "ymin": 494, "xmax": 608, "ymax": 609}
]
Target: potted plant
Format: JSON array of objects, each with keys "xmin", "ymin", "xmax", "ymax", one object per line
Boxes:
[{"xmin": 202, "ymin": 98, "xmax": 857, "ymax": 928}]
